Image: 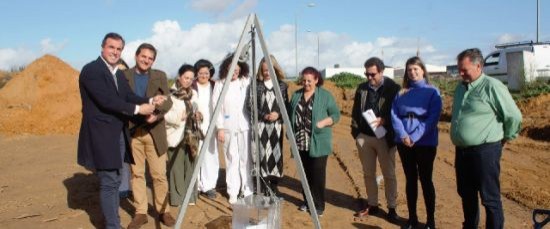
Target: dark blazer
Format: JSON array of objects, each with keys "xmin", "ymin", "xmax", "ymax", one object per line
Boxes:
[
  {"xmin": 78, "ymin": 57, "xmax": 149, "ymax": 170},
  {"xmin": 124, "ymin": 67, "xmax": 172, "ymax": 156},
  {"xmin": 351, "ymin": 77, "xmax": 400, "ymax": 147}
]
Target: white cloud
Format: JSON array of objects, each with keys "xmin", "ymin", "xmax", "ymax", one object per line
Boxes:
[
  {"xmin": 121, "ymin": 18, "xmax": 247, "ymax": 77},
  {"xmin": 119, "ymin": 18, "xmax": 453, "ymax": 77},
  {"xmin": 495, "ymin": 33, "xmax": 527, "ymax": 45},
  {"xmin": 40, "ymin": 38, "xmax": 66, "ymax": 53},
  {"xmin": 0, "ymin": 39, "xmax": 65, "ymax": 70}
]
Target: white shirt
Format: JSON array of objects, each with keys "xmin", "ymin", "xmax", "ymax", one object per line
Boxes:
[
  {"xmin": 196, "ymin": 83, "xmax": 213, "ymax": 132},
  {"xmin": 212, "ymin": 77, "xmax": 250, "ymax": 132}
]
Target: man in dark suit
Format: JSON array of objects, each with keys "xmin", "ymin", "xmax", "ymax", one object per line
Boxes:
[
  {"xmin": 77, "ymin": 33, "xmax": 165, "ymax": 229},
  {"xmin": 122, "ymin": 43, "xmax": 174, "ymax": 229}
]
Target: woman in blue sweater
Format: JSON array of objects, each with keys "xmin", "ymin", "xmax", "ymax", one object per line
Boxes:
[{"xmin": 391, "ymin": 56, "xmax": 442, "ymax": 229}]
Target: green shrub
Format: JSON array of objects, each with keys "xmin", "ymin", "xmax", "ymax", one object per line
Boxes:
[
  {"xmin": 430, "ymin": 77, "xmax": 460, "ymax": 96},
  {"xmin": 328, "ymin": 72, "xmax": 364, "ymax": 89},
  {"xmin": 512, "ymin": 79, "xmax": 550, "ymax": 100}
]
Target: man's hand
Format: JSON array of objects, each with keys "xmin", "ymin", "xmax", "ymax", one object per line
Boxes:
[
  {"xmin": 138, "ymin": 104, "xmax": 155, "ymax": 115},
  {"xmin": 370, "ymin": 117, "xmax": 385, "ymax": 128},
  {"xmin": 152, "ymin": 95, "xmax": 167, "ymax": 106},
  {"xmin": 146, "ymin": 114, "xmax": 158, "ymax": 123}
]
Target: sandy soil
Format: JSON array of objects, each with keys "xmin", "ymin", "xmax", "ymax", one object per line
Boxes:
[
  {"xmin": 0, "ymin": 55, "xmax": 548, "ymax": 228},
  {"xmin": 0, "ymin": 116, "xmax": 547, "ymax": 228}
]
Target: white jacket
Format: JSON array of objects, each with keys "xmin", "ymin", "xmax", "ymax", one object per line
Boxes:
[
  {"xmin": 165, "ymin": 87, "xmax": 198, "ymax": 148},
  {"xmin": 212, "ymin": 77, "xmax": 250, "ymax": 132}
]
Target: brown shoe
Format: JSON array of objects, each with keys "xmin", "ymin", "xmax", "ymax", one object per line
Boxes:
[
  {"xmin": 354, "ymin": 205, "xmax": 379, "ymax": 218},
  {"xmin": 127, "ymin": 214, "xmax": 148, "ymax": 229},
  {"xmin": 159, "ymin": 212, "xmax": 176, "ymax": 227}
]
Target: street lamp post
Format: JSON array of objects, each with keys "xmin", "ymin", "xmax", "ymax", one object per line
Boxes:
[
  {"xmin": 295, "ymin": 3, "xmax": 315, "ymax": 78},
  {"xmin": 307, "ymin": 30, "xmax": 320, "ymax": 69}
]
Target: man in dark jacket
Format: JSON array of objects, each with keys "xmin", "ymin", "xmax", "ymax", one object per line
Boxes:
[
  {"xmin": 351, "ymin": 57, "xmax": 401, "ymax": 222},
  {"xmin": 77, "ymin": 33, "xmax": 164, "ymax": 229}
]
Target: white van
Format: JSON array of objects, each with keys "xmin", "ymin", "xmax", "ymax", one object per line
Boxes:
[{"xmin": 483, "ymin": 41, "xmax": 550, "ymax": 82}]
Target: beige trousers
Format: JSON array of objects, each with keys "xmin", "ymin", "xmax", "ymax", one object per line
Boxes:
[
  {"xmin": 130, "ymin": 128, "xmax": 169, "ymax": 215},
  {"xmin": 355, "ymin": 133, "xmax": 398, "ymax": 208}
]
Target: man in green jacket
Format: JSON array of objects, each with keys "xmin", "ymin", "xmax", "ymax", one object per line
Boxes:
[{"xmin": 451, "ymin": 48, "xmax": 522, "ymax": 229}]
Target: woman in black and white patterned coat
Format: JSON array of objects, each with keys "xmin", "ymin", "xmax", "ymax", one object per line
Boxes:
[{"xmin": 252, "ymin": 55, "xmax": 289, "ymax": 196}]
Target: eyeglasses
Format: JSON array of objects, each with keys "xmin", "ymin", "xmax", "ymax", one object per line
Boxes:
[{"xmin": 365, "ymin": 72, "xmax": 377, "ymax": 78}]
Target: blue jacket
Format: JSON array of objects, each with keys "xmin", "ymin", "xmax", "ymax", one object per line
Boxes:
[{"xmin": 391, "ymin": 80, "xmax": 442, "ymax": 146}]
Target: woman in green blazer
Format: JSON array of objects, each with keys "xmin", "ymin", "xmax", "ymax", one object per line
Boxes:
[{"xmin": 289, "ymin": 67, "xmax": 340, "ymax": 216}]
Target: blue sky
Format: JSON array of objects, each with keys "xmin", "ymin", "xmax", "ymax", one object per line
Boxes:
[{"xmin": 1, "ymin": 0, "xmax": 548, "ymax": 76}]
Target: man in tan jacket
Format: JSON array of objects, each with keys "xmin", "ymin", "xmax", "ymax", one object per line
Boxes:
[{"xmin": 123, "ymin": 43, "xmax": 174, "ymax": 229}]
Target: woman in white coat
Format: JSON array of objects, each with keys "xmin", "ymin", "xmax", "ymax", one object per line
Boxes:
[
  {"xmin": 212, "ymin": 54, "xmax": 252, "ymax": 204},
  {"xmin": 192, "ymin": 59, "xmax": 219, "ymax": 199}
]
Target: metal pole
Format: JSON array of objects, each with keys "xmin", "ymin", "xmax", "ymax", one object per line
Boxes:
[
  {"xmin": 173, "ymin": 14, "xmax": 255, "ymax": 229},
  {"xmin": 255, "ymin": 15, "xmax": 322, "ymax": 229},
  {"xmin": 250, "ymin": 24, "xmax": 262, "ymax": 195},
  {"xmin": 537, "ymin": 0, "xmax": 539, "ymax": 43},
  {"xmin": 295, "ymin": 14, "xmax": 298, "ymax": 78},
  {"xmin": 317, "ymin": 33, "xmax": 320, "ymax": 69}
]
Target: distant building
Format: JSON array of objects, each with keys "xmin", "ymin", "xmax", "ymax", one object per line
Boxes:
[{"xmin": 394, "ymin": 64, "xmax": 448, "ymax": 78}]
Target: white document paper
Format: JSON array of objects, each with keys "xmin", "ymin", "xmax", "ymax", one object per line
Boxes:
[{"xmin": 362, "ymin": 109, "xmax": 387, "ymax": 139}]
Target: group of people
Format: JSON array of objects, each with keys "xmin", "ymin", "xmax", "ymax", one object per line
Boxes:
[
  {"xmin": 77, "ymin": 32, "xmax": 522, "ymax": 229},
  {"xmin": 349, "ymin": 50, "xmax": 521, "ymax": 229}
]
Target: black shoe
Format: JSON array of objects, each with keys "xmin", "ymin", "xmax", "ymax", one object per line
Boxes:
[
  {"xmin": 354, "ymin": 205, "xmax": 379, "ymax": 217},
  {"xmin": 298, "ymin": 203, "xmax": 308, "ymax": 212},
  {"xmin": 386, "ymin": 208, "xmax": 400, "ymax": 222},
  {"xmin": 315, "ymin": 209, "xmax": 324, "ymax": 217},
  {"xmin": 423, "ymin": 222, "xmax": 435, "ymax": 229},
  {"xmin": 203, "ymin": 189, "xmax": 217, "ymax": 199},
  {"xmin": 402, "ymin": 219, "xmax": 418, "ymax": 229}
]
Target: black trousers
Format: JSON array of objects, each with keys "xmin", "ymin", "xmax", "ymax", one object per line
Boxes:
[
  {"xmin": 397, "ymin": 144, "xmax": 437, "ymax": 225},
  {"xmin": 299, "ymin": 150, "xmax": 328, "ymax": 211},
  {"xmin": 455, "ymin": 142, "xmax": 503, "ymax": 229}
]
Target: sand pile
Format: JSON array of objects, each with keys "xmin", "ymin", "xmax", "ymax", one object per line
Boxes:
[
  {"xmin": 0, "ymin": 55, "xmax": 81, "ymax": 135},
  {"xmin": 517, "ymin": 93, "xmax": 550, "ymax": 141}
]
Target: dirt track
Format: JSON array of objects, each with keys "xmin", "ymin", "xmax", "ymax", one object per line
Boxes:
[{"xmin": 0, "ymin": 115, "xmax": 547, "ymax": 228}]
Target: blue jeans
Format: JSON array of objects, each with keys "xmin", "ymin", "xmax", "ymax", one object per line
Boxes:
[
  {"xmin": 97, "ymin": 169, "xmax": 122, "ymax": 229},
  {"xmin": 455, "ymin": 142, "xmax": 503, "ymax": 229}
]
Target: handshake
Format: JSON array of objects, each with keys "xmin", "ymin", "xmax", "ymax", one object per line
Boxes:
[{"xmin": 138, "ymin": 95, "xmax": 168, "ymax": 116}]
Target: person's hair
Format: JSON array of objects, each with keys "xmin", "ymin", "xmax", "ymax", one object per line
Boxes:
[
  {"xmin": 364, "ymin": 57, "xmax": 385, "ymax": 72},
  {"xmin": 457, "ymin": 48, "xmax": 484, "ymax": 67},
  {"xmin": 101, "ymin": 32, "xmax": 125, "ymax": 48},
  {"xmin": 178, "ymin": 64, "xmax": 195, "ymax": 77},
  {"xmin": 116, "ymin": 59, "xmax": 129, "ymax": 70},
  {"xmin": 300, "ymin": 66, "xmax": 324, "ymax": 87},
  {"xmin": 256, "ymin": 54, "xmax": 286, "ymax": 81},
  {"xmin": 194, "ymin": 59, "xmax": 215, "ymax": 77},
  {"xmin": 402, "ymin": 56, "xmax": 430, "ymax": 91},
  {"xmin": 218, "ymin": 53, "xmax": 249, "ymax": 80},
  {"xmin": 135, "ymin": 43, "xmax": 157, "ymax": 60}
]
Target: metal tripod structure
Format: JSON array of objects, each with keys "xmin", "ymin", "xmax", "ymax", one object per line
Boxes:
[{"xmin": 173, "ymin": 13, "xmax": 322, "ymax": 229}]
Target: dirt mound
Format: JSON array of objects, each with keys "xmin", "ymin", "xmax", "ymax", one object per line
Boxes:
[
  {"xmin": 0, "ymin": 55, "xmax": 81, "ymax": 135},
  {"xmin": 517, "ymin": 93, "xmax": 550, "ymax": 141}
]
